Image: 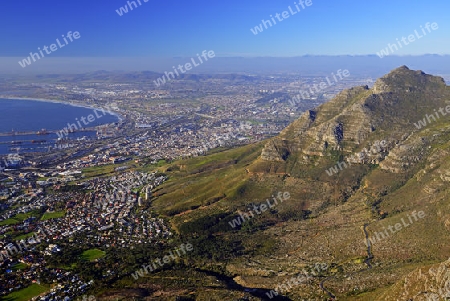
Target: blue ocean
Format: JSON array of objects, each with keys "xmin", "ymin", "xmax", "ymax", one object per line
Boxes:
[{"xmin": 0, "ymin": 98, "xmax": 119, "ymax": 155}]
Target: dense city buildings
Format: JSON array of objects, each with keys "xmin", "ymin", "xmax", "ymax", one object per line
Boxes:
[{"xmin": 0, "ymin": 72, "xmax": 374, "ymax": 299}]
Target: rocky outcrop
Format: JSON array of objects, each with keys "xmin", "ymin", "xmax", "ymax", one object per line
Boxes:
[
  {"xmin": 258, "ymin": 66, "xmax": 449, "ymax": 175},
  {"xmin": 260, "ymin": 139, "xmax": 291, "ymax": 161},
  {"xmin": 379, "ymin": 134, "xmax": 426, "ymax": 173},
  {"xmin": 377, "ymin": 258, "xmax": 450, "ymax": 300}
]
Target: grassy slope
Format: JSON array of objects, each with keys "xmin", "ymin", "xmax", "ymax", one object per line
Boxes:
[
  {"xmin": 1, "ymin": 284, "xmax": 49, "ymax": 301},
  {"xmin": 152, "ymin": 143, "xmax": 264, "ymax": 228},
  {"xmin": 88, "ymin": 68, "xmax": 450, "ymax": 300}
]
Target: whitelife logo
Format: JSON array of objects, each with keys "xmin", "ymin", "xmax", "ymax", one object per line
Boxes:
[
  {"xmin": 18, "ymin": 31, "xmax": 81, "ymax": 68},
  {"xmin": 153, "ymin": 50, "xmax": 215, "ymax": 87},
  {"xmin": 0, "ymin": 228, "xmax": 51, "ymax": 262},
  {"xmin": 228, "ymin": 192, "xmax": 290, "ymax": 229},
  {"xmin": 325, "ymin": 140, "xmax": 387, "ymax": 176},
  {"xmin": 364, "ymin": 210, "xmax": 426, "ymax": 246},
  {"xmin": 266, "ymin": 263, "xmax": 328, "ymax": 299},
  {"xmin": 289, "ymin": 69, "xmax": 350, "ymax": 106},
  {"xmin": 56, "ymin": 103, "xmax": 119, "ymax": 139},
  {"xmin": 3, "ymin": 153, "xmax": 21, "ymax": 167},
  {"xmin": 376, "ymin": 22, "xmax": 438, "ymax": 58},
  {"xmin": 115, "ymin": 0, "xmax": 150, "ymax": 16},
  {"xmin": 250, "ymin": 0, "xmax": 313, "ymax": 35},
  {"xmin": 131, "ymin": 243, "xmax": 193, "ymax": 279},
  {"xmin": 413, "ymin": 105, "xmax": 450, "ymax": 129}
]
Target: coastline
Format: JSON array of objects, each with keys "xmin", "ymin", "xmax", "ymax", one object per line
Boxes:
[{"xmin": 0, "ymin": 96, "xmax": 123, "ymax": 121}]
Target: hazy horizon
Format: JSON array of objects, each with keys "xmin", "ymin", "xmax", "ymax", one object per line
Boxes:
[{"xmin": 2, "ymin": 55, "xmax": 450, "ymax": 75}]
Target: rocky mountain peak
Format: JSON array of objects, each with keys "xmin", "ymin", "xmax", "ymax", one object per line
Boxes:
[
  {"xmin": 257, "ymin": 66, "xmax": 449, "ymax": 175},
  {"xmin": 373, "ymin": 65, "xmax": 444, "ymax": 94}
]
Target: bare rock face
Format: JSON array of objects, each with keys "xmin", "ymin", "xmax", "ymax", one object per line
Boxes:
[
  {"xmin": 258, "ymin": 66, "xmax": 449, "ymax": 175},
  {"xmin": 379, "ymin": 134, "xmax": 426, "ymax": 173},
  {"xmin": 377, "ymin": 258, "xmax": 450, "ymax": 300},
  {"xmin": 439, "ymin": 167, "xmax": 450, "ymax": 182},
  {"xmin": 260, "ymin": 139, "xmax": 290, "ymax": 161},
  {"xmin": 266, "ymin": 85, "xmax": 374, "ymax": 160},
  {"xmin": 372, "ymin": 65, "xmax": 445, "ymax": 95}
]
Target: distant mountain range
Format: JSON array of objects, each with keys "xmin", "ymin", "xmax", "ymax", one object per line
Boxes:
[
  {"xmin": 4, "ymin": 70, "xmax": 260, "ymax": 83},
  {"xmin": 2, "ymin": 55, "xmax": 450, "ymax": 76}
]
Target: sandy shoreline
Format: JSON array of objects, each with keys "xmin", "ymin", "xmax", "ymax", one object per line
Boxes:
[{"xmin": 0, "ymin": 96, "xmax": 123, "ymax": 121}]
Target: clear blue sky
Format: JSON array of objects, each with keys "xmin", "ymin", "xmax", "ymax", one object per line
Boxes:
[{"xmin": 1, "ymin": 0, "xmax": 449, "ymax": 58}]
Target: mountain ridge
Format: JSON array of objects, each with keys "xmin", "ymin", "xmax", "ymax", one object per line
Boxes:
[
  {"xmin": 255, "ymin": 66, "xmax": 449, "ymax": 175},
  {"xmin": 126, "ymin": 66, "xmax": 450, "ymax": 300}
]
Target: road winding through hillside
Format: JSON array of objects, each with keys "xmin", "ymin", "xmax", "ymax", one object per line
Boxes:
[{"xmin": 320, "ymin": 223, "xmax": 374, "ymax": 300}]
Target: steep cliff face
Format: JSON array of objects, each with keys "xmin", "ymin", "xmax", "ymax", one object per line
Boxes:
[
  {"xmin": 246, "ymin": 66, "xmax": 450, "ymax": 300},
  {"xmin": 258, "ymin": 66, "xmax": 449, "ymax": 175},
  {"xmin": 151, "ymin": 67, "xmax": 450, "ymax": 300},
  {"xmin": 272, "ymin": 85, "xmax": 374, "ymax": 156},
  {"xmin": 372, "ymin": 65, "xmax": 445, "ymax": 95}
]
